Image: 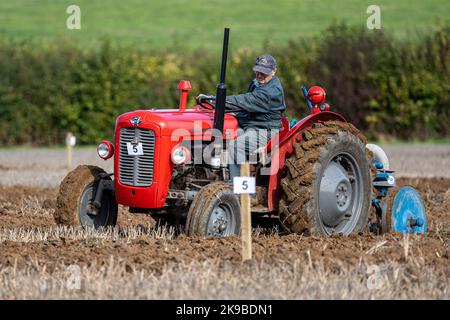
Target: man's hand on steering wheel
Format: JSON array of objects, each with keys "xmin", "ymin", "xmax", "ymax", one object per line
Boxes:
[{"xmin": 196, "ymin": 94, "xmax": 216, "ymax": 110}]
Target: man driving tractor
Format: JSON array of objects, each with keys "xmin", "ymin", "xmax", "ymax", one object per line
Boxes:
[{"xmin": 197, "ymin": 54, "xmax": 286, "ymax": 179}]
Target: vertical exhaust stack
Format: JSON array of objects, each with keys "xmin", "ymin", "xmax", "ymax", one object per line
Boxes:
[{"xmin": 213, "ymin": 28, "xmax": 230, "ymax": 134}]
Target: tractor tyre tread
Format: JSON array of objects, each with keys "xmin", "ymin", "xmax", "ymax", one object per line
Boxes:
[
  {"xmin": 54, "ymin": 165, "xmax": 116, "ymax": 227},
  {"xmin": 279, "ymin": 121, "xmax": 373, "ymax": 235},
  {"xmin": 186, "ymin": 182, "xmax": 240, "ymax": 236}
]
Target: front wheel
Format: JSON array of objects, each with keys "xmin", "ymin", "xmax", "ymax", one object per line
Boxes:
[
  {"xmin": 55, "ymin": 165, "xmax": 118, "ymax": 229},
  {"xmin": 185, "ymin": 183, "xmax": 241, "ymax": 237}
]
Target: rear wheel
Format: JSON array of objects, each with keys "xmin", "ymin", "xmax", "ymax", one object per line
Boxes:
[
  {"xmin": 55, "ymin": 165, "xmax": 118, "ymax": 228},
  {"xmin": 185, "ymin": 183, "xmax": 241, "ymax": 237},
  {"xmin": 279, "ymin": 121, "xmax": 372, "ymax": 235}
]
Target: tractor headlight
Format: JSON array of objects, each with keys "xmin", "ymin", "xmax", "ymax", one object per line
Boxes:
[
  {"xmin": 171, "ymin": 145, "xmax": 191, "ymax": 165},
  {"xmin": 97, "ymin": 141, "xmax": 114, "ymax": 160}
]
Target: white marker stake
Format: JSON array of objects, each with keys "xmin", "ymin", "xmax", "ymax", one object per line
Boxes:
[
  {"xmin": 66, "ymin": 132, "xmax": 74, "ymax": 171},
  {"xmin": 233, "ymin": 163, "xmax": 254, "ymax": 261}
]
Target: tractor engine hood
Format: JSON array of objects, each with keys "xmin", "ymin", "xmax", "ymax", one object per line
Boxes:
[
  {"xmin": 113, "ymin": 107, "xmax": 237, "ymax": 209},
  {"xmin": 116, "ymin": 108, "xmax": 238, "ymax": 140}
]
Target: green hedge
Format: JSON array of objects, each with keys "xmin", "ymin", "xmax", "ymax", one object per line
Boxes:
[{"xmin": 0, "ymin": 24, "xmax": 449, "ymax": 145}]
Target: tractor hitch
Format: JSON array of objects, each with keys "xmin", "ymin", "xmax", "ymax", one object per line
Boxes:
[{"xmin": 371, "ymin": 162, "xmax": 427, "ymax": 234}]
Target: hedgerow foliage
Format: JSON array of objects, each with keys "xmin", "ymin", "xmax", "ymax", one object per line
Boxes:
[{"xmin": 0, "ymin": 24, "xmax": 449, "ymax": 145}]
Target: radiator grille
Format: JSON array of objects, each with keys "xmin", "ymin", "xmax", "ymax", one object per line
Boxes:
[{"xmin": 119, "ymin": 128, "xmax": 155, "ymax": 187}]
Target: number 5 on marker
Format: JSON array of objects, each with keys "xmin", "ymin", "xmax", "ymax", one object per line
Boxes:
[
  {"xmin": 126, "ymin": 142, "xmax": 144, "ymax": 156},
  {"xmin": 233, "ymin": 177, "xmax": 256, "ymax": 194}
]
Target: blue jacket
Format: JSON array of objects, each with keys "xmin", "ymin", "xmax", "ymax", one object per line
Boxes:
[{"xmin": 225, "ymin": 76, "xmax": 286, "ymax": 130}]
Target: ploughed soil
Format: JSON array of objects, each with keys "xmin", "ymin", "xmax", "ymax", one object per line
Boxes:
[{"xmin": 0, "ymin": 178, "xmax": 448, "ymax": 272}]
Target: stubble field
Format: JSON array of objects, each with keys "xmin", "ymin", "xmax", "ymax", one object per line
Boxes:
[{"xmin": 0, "ymin": 145, "xmax": 449, "ymax": 299}]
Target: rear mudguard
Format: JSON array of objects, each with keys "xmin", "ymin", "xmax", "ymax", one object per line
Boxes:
[{"xmin": 267, "ymin": 111, "xmax": 347, "ymax": 211}]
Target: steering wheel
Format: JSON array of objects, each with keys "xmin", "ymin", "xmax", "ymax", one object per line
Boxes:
[
  {"xmin": 196, "ymin": 95, "xmax": 216, "ymax": 110},
  {"xmin": 198, "ymin": 101, "xmax": 215, "ymax": 110},
  {"xmin": 196, "ymin": 95, "xmax": 241, "ymax": 113}
]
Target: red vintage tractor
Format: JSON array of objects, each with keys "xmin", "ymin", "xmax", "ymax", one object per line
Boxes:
[{"xmin": 54, "ymin": 29, "xmax": 426, "ymax": 237}]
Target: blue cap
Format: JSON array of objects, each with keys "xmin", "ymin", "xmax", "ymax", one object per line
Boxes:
[{"xmin": 252, "ymin": 54, "xmax": 276, "ymax": 74}]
